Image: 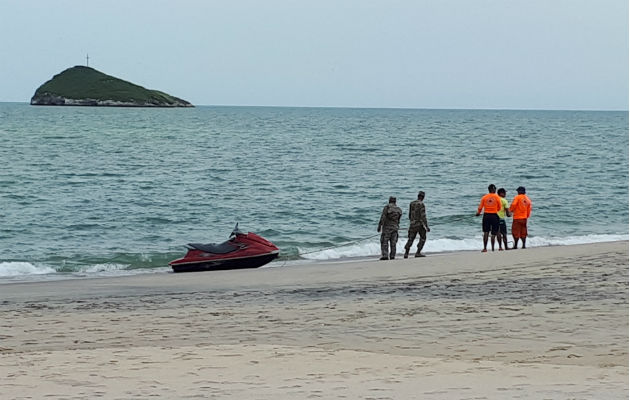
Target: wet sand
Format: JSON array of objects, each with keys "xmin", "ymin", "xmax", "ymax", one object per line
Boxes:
[{"xmin": 1, "ymin": 241, "xmax": 628, "ymax": 399}]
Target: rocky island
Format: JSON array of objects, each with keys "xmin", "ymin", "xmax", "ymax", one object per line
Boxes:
[{"xmin": 31, "ymin": 66, "xmax": 193, "ymax": 107}]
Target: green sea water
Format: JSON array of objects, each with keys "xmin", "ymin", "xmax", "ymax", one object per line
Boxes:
[{"xmin": 0, "ymin": 103, "xmax": 627, "ymax": 281}]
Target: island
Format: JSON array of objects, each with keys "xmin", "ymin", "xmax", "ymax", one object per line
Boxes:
[{"xmin": 30, "ymin": 66, "xmax": 193, "ymax": 107}]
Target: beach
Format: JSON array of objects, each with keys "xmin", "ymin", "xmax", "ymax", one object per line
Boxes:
[{"xmin": 1, "ymin": 241, "xmax": 628, "ymax": 399}]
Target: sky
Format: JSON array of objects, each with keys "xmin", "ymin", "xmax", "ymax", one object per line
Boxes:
[{"xmin": 1, "ymin": 0, "xmax": 628, "ymax": 110}]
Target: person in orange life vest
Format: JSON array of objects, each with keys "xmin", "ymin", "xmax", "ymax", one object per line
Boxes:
[
  {"xmin": 476, "ymin": 184, "xmax": 503, "ymax": 252},
  {"xmin": 509, "ymin": 186, "xmax": 532, "ymax": 249}
]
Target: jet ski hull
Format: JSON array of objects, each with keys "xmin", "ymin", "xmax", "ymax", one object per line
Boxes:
[
  {"xmin": 169, "ymin": 225, "xmax": 280, "ymax": 273},
  {"xmin": 170, "ymin": 251, "xmax": 279, "ymax": 273}
]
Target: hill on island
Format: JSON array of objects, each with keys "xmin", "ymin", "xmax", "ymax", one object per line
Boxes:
[{"xmin": 31, "ymin": 66, "xmax": 193, "ymax": 107}]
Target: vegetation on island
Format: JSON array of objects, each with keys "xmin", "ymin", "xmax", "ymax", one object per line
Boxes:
[{"xmin": 31, "ymin": 66, "xmax": 193, "ymax": 107}]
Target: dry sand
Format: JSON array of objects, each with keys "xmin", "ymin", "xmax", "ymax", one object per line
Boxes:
[{"xmin": 1, "ymin": 241, "xmax": 628, "ymax": 399}]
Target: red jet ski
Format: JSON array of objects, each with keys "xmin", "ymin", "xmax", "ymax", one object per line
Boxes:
[{"xmin": 169, "ymin": 224, "xmax": 280, "ymax": 272}]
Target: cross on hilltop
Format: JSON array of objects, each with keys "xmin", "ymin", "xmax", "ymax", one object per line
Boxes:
[{"xmin": 86, "ymin": 54, "xmax": 90, "ymax": 67}]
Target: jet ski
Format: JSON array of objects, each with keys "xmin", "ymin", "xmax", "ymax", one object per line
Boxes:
[{"xmin": 169, "ymin": 224, "xmax": 280, "ymax": 273}]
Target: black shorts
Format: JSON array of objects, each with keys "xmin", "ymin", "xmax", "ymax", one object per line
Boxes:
[
  {"xmin": 482, "ymin": 213, "xmax": 500, "ymax": 234},
  {"xmin": 498, "ymin": 219, "xmax": 507, "ymax": 236}
]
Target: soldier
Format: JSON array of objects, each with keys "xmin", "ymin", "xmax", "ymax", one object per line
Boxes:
[
  {"xmin": 404, "ymin": 191, "xmax": 430, "ymax": 258},
  {"xmin": 377, "ymin": 196, "xmax": 402, "ymax": 260}
]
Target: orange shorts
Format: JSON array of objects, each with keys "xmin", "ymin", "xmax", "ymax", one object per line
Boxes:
[{"xmin": 511, "ymin": 219, "xmax": 528, "ymax": 238}]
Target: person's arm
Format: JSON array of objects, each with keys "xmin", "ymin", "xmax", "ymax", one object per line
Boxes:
[
  {"xmin": 377, "ymin": 207, "xmax": 385, "ymax": 232},
  {"xmin": 509, "ymin": 197, "xmax": 517, "ymax": 213},
  {"xmin": 421, "ymin": 204, "xmax": 430, "ymax": 231},
  {"xmin": 497, "ymin": 195, "xmax": 510, "ymax": 217},
  {"xmin": 476, "ymin": 197, "xmax": 484, "ymax": 216}
]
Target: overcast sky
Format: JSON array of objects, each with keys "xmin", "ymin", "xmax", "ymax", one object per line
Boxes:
[{"xmin": 1, "ymin": 0, "xmax": 627, "ymax": 110}]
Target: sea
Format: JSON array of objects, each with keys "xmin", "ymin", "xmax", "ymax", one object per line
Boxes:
[{"xmin": 0, "ymin": 103, "xmax": 627, "ymax": 283}]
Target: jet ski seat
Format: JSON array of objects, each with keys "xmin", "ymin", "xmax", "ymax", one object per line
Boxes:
[{"xmin": 188, "ymin": 240, "xmax": 239, "ymax": 254}]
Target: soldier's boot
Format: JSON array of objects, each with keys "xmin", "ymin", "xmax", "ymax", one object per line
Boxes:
[
  {"xmin": 414, "ymin": 239, "xmax": 426, "ymax": 258},
  {"xmin": 403, "ymin": 245, "xmax": 410, "ymax": 259}
]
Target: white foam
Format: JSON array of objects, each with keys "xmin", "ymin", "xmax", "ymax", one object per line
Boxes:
[
  {"xmin": 299, "ymin": 234, "xmax": 628, "ymax": 260},
  {"xmin": 79, "ymin": 263, "xmax": 130, "ymax": 274},
  {"xmin": 525, "ymin": 234, "xmax": 629, "ymax": 247},
  {"xmin": 299, "ymin": 241, "xmax": 382, "ymax": 261},
  {"xmin": 75, "ymin": 263, "xmax": 170, "ymax": 277},
  {"xmin": 0, "ymin": 261, "xmax": 56, "ymax": 277}
]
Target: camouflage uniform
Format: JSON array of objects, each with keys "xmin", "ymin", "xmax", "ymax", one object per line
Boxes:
[
  {"xmin": 404, "ymin": 198, "xmax": 429, "ymax": 257},
  {"xmin": 378, "ymin": 201, "xmax": 402, "ymax": 259}
]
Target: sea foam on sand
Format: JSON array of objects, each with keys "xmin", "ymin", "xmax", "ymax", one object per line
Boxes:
[{"xmin": 1, "ymin": 241, "xmax": 627, "ymax": 399}]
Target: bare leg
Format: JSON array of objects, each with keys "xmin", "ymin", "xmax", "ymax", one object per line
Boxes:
[
  {"xmin": 482, "ymin": 232, "xmax": 489, "ymax": 251},
  {"xmin": 522, "ymin": 237, "xmax": 526, "ymax": 249},
  {"xmin": 490, "ymin": 234, "xmax": 496, "ymax": 251}
]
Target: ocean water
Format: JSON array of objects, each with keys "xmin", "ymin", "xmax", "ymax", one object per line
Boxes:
[{"xmin": 0, "ymin": 103, "xmax": 627, "ymax": 282}]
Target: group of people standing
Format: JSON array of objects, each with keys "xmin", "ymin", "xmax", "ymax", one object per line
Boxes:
[
  {"xmin": 377, "ymin": 185, "xmax": 532, "ymax": 260},
  {"xmin": 377, "ymin": 191, "xmax": 429, "ymax": 260},
  {"xmin": 476, "ymin": 184, "xmax": 532, "ymax": 252}
]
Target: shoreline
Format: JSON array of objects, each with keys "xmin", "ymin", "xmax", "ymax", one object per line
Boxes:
[
  {"xmin": 1, "ymin": 239, "xmax": 627, "ymax": 287},
  {"xmin": 1, "ymin": 240, "xmax": 627, "ymax": 399},
  {"xmin": 0, "ymin": 240, "xmax": 627, "ymax": 298}
]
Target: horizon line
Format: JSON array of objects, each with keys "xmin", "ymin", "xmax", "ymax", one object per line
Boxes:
[{"xmin": 0, "ymin": 101, "xmax": 627, "ymax": 113}]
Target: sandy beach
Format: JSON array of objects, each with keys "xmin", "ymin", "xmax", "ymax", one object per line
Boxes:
[{"xmin": 1, "ymin": 241, "xmax": 627, "ymax": 399}]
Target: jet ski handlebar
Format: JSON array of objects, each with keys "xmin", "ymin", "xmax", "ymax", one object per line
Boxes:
[{"xmin": 230, "ymin": 223, "xmax": 245, "ymax": 237}]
